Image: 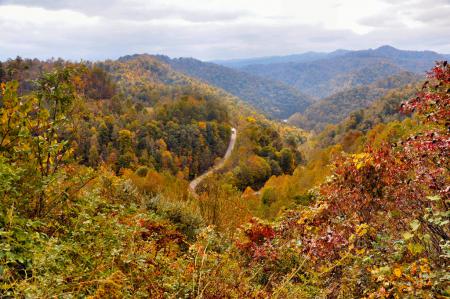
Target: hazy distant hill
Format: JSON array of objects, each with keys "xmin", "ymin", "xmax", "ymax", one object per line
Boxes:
[
  {"xmin": 238, "ymin": 46, "xmax": 447, "ymax": 98},
  {"xmin": 153, "ymin": 55, "xmax": 313, "ymax": 119},
  {"xmin": 288, "ymin": 71, "xmax": 422, "ymax": 131},
  {"xmin": 212, "ymin": 49, "xmax": 350, "ymax": 68},
  {"xmin": 343, "ymin": 45, "xmax": 447, "ymax": 73}
]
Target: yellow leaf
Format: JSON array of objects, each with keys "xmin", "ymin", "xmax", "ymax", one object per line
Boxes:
[
  {"xmin": 352, "ymin": 153, "xmax": 372, "ymax": 169},
  {"xmin": 357, "ymin": 227, "xmax": 367, "ymax": 235},
  {"xmin": 1, "ymin": 112, "xmax": 8, "ymax": 125},
  {"xmin": 420, "ymin": 265, "xmax": 430, "ymax": 273},
  {"xmin": 198, "ymin": 121, "xmax": 206, "ymax": 129},
  {"xmin": 394, "ymin": 268, "xmax": 402, "ymax": 278},
  {"xmin": 246, "ymin": 116, "xmax": 256, "ymax": 123},
  {"xmin": 356, "ymin": 223, "xmax": 369, "ymax": 236},
  {"xmin": 349, "ymin": 234, "xmax": 356, "ymax": 243}
]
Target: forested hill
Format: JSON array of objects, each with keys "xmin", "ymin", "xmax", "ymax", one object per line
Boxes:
[
  {"xmin": 288, "ymin": 71, "xmax": 422, "ymax": 131},
  {"xmin": 0, "ymin": 55, "xmax": 243, "ymax": 180},
  {"xmin": 0, "ymin": 55, "xmax": 303, "ymax": 183},
  {"xmin": 151, "ymin": 55, "xmax": 314, "ymax": 119},
  {"xmin": 238, "ymin": 45, "xmax": 448, "ymax": 98},
  {"xmin": 310, "ymin": 81, "xmax": 421, "ymax": 152}
]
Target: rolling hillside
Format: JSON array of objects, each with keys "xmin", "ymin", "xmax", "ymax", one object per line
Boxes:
[
  {"xmin": 239, "ymin": 46, "xmax": 447, "ymax": 98},
  {"xmin": 153, "ymin": 55, "xmax": 313, "ymax": 119},
  {"xmin": 312, "ymin": 82, "xmax": 421, "ymax": 151},
  {"xmin": 288, "ymin": 71, "xmax": 422, "ymax": 131}
]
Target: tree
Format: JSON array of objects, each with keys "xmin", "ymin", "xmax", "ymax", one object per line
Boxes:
[
  {"xmin": 31, "ymin": 67, "xmax": 79, "ymax": 178},
  {"xmin": 88, "ymin": 134, "xmax": 100, "ymax": 167},
  {"xmin": 234, "ymin": 155, "xmax": 272, "ymax": 190},
  {"xmin": 0, "ymin": 62, "xmax": 6, "ymax": 82},
  {"xmin": 278, "ymin": 148, "xmax": 294, "ymax": 174},
  {"xmin": 118, "ymin": 129, "xmax": 133, "ymax": 153},
  {"xmin": 0, "ymin": 81, "xmax": 32, "ymax": 157},
  {"xmin": 0, "ymin": 67, "xmax": 85, "ymax": 217},
  {"xmin": 83, "ymin": 66, "xmax": 116, "ymax": 99}
]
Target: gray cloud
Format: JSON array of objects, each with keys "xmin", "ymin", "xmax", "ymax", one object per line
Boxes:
[
  {"xmin": 0, "ymin": 0, "xmax": 115, "ymax": 14},
  {"xmin": 0, "ymin": 0, "xmax": 250, "ymax": 22},
  {"xmin": 359, "ymin": 14, "xmax": 407, "ymax": 28},
  {"xmin": 0, "ymin": 15, "xmax": 357, "ymax": 60},
  {"xmin": 0, "ymin": 0, "xmax": 449, "ymax": 61},
  {"xmin": 411, "ymin": 4, "xmax": 450, "ymax": 26},
  {"xmin": 360, "ymin": 0, "xmax": 450, "ymax": 28}
]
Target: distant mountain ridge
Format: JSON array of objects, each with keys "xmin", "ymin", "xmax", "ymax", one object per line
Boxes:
[
  {"xmin": 236, "ymin": 46, "xmax": 448, "ymax": 98},
  {"xmin": 212, "ymin": 49, "xmax": 350, "ymax": 68}
]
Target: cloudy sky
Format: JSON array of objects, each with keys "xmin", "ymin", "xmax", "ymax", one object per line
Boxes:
[{"xmin": 0, "ymin": 0, "xmax": 449, "ymax": 61}]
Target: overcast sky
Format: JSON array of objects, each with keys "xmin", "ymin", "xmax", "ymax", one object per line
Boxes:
[{"xmin": 0, "ymin": 0, "xmax": 449, "ymax": 61}]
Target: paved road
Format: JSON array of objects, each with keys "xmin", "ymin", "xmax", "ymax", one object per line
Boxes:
[{"xmin": 189, "ymin": 127, "xmax": 237, "ymax": 194}]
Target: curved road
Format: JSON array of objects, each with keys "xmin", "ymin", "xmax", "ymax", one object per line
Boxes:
[{"xmin": 189, "ymin": 127, "xmax": 237, "ymax": 194}]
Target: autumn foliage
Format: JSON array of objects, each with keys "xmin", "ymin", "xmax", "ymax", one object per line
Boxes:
[{"xmin": 1, "ymin": 58, "xmax": 448, "ymax": 298}]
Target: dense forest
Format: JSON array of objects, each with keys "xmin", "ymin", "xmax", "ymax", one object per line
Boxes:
[
  {"xmin": 288, "ymin": 71, "xmax": 422, "ymax": 131},
  {"xmin": 0, "ymin": 49, "xmax": 448, "ymax": 299},
  {"xmin": 0, "ymin": 57, "xmax": 232, "ymax": 179}
]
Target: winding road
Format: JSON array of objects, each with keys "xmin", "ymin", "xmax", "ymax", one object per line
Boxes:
[{"xmin": 189, "ymin": 127, "xmax": 237, "ymax": 195}]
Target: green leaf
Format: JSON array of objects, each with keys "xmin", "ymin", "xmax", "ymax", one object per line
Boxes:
[
  {"xmin": 408, "ymin": 242, "xmax": 424, "ymax": 255},
  {"xmin": 410, "ymin": 219, "xmax": 420, "ymax": 231},
  {"xmin": 422, "ymin": 234, "xmax": 431, "ymax": 243},
  {"xmin": 426, "ymin": 195, "xmax": 441, "ymax": 201},
  {"xmin": 402, "ymin": 232, "xmax": 414, "ymax": 240},
  {"xmin": 379, "ymin": 266, "xmax": 391, "ymax": 275}
]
